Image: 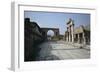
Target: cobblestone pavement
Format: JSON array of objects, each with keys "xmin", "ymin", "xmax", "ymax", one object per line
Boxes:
[{"xmin": 36, "ymin": 41, "xmax": 90, "ymax": 61}]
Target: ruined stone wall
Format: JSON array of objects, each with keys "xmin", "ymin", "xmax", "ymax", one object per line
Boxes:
[{"xmin": 24, "ymin": 18, "xmax": 45, "ymax": 61}]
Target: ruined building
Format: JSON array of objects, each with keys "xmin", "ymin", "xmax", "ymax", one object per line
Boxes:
[
  {"xmin": 65, "ymin": 18, "xmax": 90, "ymax": 45},
  {"xmin": 24, "ymin": 18, "xmax": 45, "ymax": 61}
]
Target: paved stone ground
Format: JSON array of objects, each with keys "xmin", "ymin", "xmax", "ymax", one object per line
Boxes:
[{"xmin": 36, "ymin": 40, "xmax": 90, "ymax": 61}]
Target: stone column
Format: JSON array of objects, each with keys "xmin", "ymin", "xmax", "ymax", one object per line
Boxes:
[
  {"xmin": 69, "ymin": 26, "xmax": 71, "ymax": 42},
  {"xmin": 83, "ymin": 32, "xmax": 86, "ymax": 45},
  {"xmin": 67, "ymin": 28, "xmax": 69, "ymax": 42},
  {"xmin": 67, "ymin": 33, "xmax": 69, "ymax": 42},
  {"xmin": 78, "ymin": 33, "xmax": 80, "ymax": 43},
  {"xmin": 71, "ymin": 24, "xmax": 74, "ymax": 43},
  {"xmin": 66, "ymin": 33, "xmax": 68, "ymax": 42}
]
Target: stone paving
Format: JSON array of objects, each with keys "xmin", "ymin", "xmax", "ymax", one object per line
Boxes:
[{"xmin": 36, "ymin": 41, "xmax": 90, "ymax": 61}]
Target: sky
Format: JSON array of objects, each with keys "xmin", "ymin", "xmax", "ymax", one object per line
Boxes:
[{"xmin": 24, "ymin": 11, "xmax": 90, "ymax": 35}]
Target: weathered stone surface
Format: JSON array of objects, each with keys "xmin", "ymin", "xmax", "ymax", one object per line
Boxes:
[{"xmin": 36, "ymin": 41, "xmax": 90, "ymax": 61}]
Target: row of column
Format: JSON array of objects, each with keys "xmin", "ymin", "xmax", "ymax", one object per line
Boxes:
[
  {"xmin": 66, "ymin": 26, "xmax": 86, "ymax": 44},
  {"xmin": 66, "ymin": 18, "xmax": 86, "ymax": 44},
  {"xmin": 76, "ymin": 33, "xmax": 86, "ymax": 44},
  {"xmin": 66, "ymin": 24, "xmax": 74, "ymax": 43},
  {"xmin": 66, "ymin": 32, "xmax": 86, "ymax": 44}
]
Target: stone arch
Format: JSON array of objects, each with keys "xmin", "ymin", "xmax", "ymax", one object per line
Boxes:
[
  {"xmin": 47, "ymin": 30, "xmax": 54, "ymax": 37},
  {"xmin": 47, "ymin": 30, "xmax": 54, "ymax": 40},
  {"xmin": 41, "ymin": 28, "xmax": 59, "ymax": 40}
]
